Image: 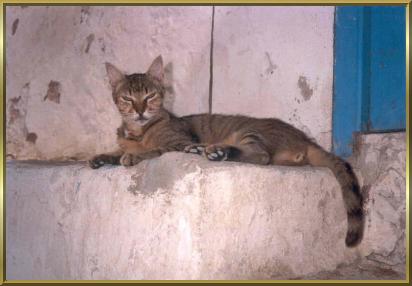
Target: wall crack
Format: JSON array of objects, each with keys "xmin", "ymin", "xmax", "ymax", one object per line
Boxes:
[{"xmin": 208, "ymin": 6, "xmax": 215, "ymax": 114}]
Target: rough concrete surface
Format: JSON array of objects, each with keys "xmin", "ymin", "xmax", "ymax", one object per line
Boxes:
[
  {"xmin": 213, "ymin": 7, "xmax": 334, "ymax": 150},
  {"xmin": 300, "ymin": 133, "xmax": 407, "ymax": 280},
  {"xmin": 7, "ymin": 130, "xmax": 407, "ymax": 281},
  {"xmin": 8, "ymin": 152, "xmax": 362, "ymax": 280},
  {"xmin": 353, "ymin": 132, "xmax": 407, "ymax": 277},
  {"xmin": 6, "ymin": 6, "xmax": 212, "ymax": 161}
]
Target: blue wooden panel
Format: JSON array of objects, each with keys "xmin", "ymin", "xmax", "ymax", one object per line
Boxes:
[
  {"xmin": 333, "ymin": 7, "xmax": 365, "ymax": 157},
  {"xmin": 333, "ymin": 6, "xmax": 406, "ymax": 157},
  {"xmin": 368, "ymin": 7, "xmax": 406, "ymax": 131}
]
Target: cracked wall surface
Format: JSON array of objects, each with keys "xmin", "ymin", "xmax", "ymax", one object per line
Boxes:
[
  {"xmin": 354, "ymin": 132, "xmax": 406, "ymax": 276},
  {"xmin": 299, "ymin": 132, "xmax": 407, "ymax": 280},
  {"xmin": 6, "ymin": 6, "xmax": 334, "ymax": 160}
]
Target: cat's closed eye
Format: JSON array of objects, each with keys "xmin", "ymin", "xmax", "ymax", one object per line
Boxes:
[
  {"xmin": 117, "ymin": 97, "xmax": 133, "ymax": 112},
  {"xmin": 119, "ymin": 97, "xmax": 132, "ymax": 103},
  {"xmin": 144, "ymin": 92, "xmax": 157, "ymax": 102},
  {"xmin": 121, "ymin": 94, "xmax": 134, "ymax": 101}
]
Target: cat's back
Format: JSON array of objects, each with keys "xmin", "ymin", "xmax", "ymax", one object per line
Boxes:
[
  {"xmin": 181, "ymin": 113, "xmax": 312, "ymax": 145},
  {"xmin": 181, "ymin": 113, "xmax": 299, "ymax": 131}
]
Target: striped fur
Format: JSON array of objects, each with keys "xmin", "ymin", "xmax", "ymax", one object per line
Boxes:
[
  {"xmin": 89, "ymin": 56, "xmax": 364, "ymax": 247},
  {"xmin": 181, "ymin": 114, "xmax": 364, "ymax": 247},
  {"xmin": 88, "ymin": 56, "xmax": 194, "ymax": 169}
]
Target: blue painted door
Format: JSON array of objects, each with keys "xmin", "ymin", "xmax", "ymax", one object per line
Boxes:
[
  {"xmin": 333, "ymin": 6, "xmax": 406, "ymax": 157},
  {"xmin": 368, "ymin": 7, "xmax": 406, "ymax": 131}
]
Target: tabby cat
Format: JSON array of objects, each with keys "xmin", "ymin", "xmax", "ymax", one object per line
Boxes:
[
  {"xmin": 88, "ymin": 56, "xmax": 194, "ymax": 168},
  {"xmin": 89, "ymin": 56, "xmax": 364, "ymax": 247}
]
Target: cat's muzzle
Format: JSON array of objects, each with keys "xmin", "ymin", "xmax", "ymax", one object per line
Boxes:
[{"xmin": 135, "ymin": 114, "xmax": 149, "ymax": 124}]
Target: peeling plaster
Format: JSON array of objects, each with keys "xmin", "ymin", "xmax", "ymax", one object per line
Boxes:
[{"xmin": 297, "ymin": 76, "xmax": 313, "ymax": 101}]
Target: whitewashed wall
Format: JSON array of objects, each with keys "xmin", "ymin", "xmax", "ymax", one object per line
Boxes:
[
  {"xmin": 213, "ymin": 7, "xmax": 334, "ymax": 150},
  {"xmin": 6, "ymin": 6, "xmax": 212, "ymax": 160},
  {"xmin": 6, "ymin": 6, "xmax": 334, "ymax": 160}
]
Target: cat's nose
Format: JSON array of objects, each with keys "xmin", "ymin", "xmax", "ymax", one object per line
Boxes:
[{"xmin": 136, "ymin": 113, "xmax": 146, "ymax": 121}]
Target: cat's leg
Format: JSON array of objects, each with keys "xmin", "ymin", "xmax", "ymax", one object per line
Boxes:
[
  {"xmin": 120, "ymin": 150, "xmax": 162, "ymax": 166},
  {"xmin": 120, "ymin": 142, "xmax": 192, "ymax": 166},
  {"xmin": 120, "ymin": 138, "xmax": 198, "ymax": 166},
  {"xmin": 88, "ymin": 150, "xmax": 123, "ymax": 169},
  {"xmin": 271, "ymin": 149, "xmax": 308, "ymax": 166},
  {"xmin": 204, "ymin": 143, "xmax": 270, "ymax": 165}
]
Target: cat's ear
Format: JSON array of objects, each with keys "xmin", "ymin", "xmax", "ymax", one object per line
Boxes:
[
  {"xmin": 105, "ymin": 62, "xmax": 125, "ymax": 89},
  {"xmin": 146, "ymin": 55, "xmax": 164, "ymax": 82}
]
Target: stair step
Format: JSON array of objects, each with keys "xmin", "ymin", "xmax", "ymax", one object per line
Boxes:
[{"xmin": 6, "ymin": 152, "xmax": 361, "ymax": 280}]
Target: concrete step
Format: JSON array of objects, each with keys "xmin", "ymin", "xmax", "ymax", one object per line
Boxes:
[{"xmin": 6, "ymin": 148, "xmax": 405, "ymax": 280}]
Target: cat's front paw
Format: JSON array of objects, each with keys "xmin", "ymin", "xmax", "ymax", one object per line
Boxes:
[
  {"xmin": 184, "ymin": 144, "xmax": 206, "ymax": 155},
  {"xmin": 88, "ymin": 155, "xmax": 106, "ymax": 169},
  {"xmin": 204, "ymin": 145, "xmax": 230, "ymax": 161},
  {"xmin": 120, "ymin": 153, "xmax": 142, "ymax": 167}
]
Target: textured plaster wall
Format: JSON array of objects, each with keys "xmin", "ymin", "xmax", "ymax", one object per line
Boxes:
[
  {"xmin": 6, "ymin": 6, "xmax": 212, "ymax": 160},
  {"xmin": 213, "ymin": 7, "xmax": 334, "ymax": 150},
  {"xmin": 300, "ymin": 132, "xmax": 407, "ymax": 279},
  {"xmin": 6, "ymin": 6, "xmax": 334, "ymax": 161},
  {"xmin": 355, "ymin": 132, "xmax": 406, "ymax": 276}
]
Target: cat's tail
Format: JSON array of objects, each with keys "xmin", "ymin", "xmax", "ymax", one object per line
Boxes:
[{"xmin": 306, "ymin": 145, "xmax": 364, "ymax": 247}]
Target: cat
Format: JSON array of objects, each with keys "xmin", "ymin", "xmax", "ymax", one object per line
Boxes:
[
  {"xmin": 88, "ymin": 56, "xmax": 194, "ymax": 169},
  {"xmin": 180, "ymin": 114, "xmax": 364, "ymax": 247},
  {"xmin": 89, "ymin": 55, "xmax": 364, "ymax": 248}
]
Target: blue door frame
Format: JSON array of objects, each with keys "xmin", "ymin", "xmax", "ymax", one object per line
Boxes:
[{"xmin": 332, "ymin": 6, "xmax": 406, "ymax": 158}]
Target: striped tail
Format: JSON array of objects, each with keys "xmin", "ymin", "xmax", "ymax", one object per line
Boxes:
[{"xmin": 307, "ymin": 145, "xmax": 364, "ymax": 247}]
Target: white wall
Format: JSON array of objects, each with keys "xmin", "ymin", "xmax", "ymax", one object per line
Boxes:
[
  {"xmin": 6, "ymin": 6, "xmax": 212, "ymax": 160},
  {"xmin": 6, "ymin": 6, "xmax": 334, "ymax": 160},
  {"xmin": 213, "ymin": 7, "xmax": 334, "ymax": 149}
]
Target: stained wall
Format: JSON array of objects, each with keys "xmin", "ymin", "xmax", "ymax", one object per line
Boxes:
[
  {"xmin": 6, "ymin": 6, "xmax": 213, "ymax": 160},
  {"xmin": 6, "ymin": 6, "xmax": 334, "ymax": 160}
]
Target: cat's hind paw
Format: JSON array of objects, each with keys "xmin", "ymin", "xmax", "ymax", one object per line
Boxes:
[
  {"xmin": 204, "ymin": 145, "xmax": 230, "ymax": 161},
  {"xmin": 184, "ymin": 144, "xmax": 206, "ymax": 156}
]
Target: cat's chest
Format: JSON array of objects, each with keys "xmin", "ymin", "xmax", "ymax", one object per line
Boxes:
[{"xmin": 117, "ymin": 125, "xmax": 163, "ymax": 154}]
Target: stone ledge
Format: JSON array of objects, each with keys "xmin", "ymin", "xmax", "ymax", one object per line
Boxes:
[{"xmin": 4, "ymin": 152, "xmax": 378, "ymax": 279}]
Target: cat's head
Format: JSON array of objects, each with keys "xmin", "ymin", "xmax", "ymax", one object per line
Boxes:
[{"xmin": 105, "ymin": 56, "xmax": 165, "ymax": 126}]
